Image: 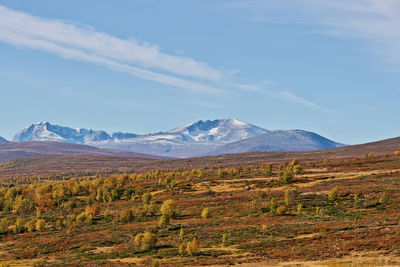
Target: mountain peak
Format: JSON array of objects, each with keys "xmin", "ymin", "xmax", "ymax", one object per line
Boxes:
[
  {"xmin": 13, "ymin": 122, "xmax": 113, "ymax": 143},
  {"xmin": 167, "ymin": 118, "xmax": 269, "ymax": 142}
]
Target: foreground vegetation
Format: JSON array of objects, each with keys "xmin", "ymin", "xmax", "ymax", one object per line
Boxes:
[{"xmin": 1, "ymin": 152, "xmax": 400, "ymax": 266}]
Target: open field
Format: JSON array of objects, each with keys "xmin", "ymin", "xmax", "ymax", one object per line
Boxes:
[{"xmin": 1, "ymin": 144, "xmax": 400, "ymax": 266}]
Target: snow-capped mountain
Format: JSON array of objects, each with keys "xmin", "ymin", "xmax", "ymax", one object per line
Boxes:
[
  {"xmin": 0, "ymin": 136, "xmax": 7, "ymax": 142},
  {"xmin": 208, "ymin": 130, "xmax": 344, "ymax": 156},
  {"xmin": 10, "ymin": 120, "xmax": 345, "ymax": 158},
  {"xmin": 88, "ymin": 119, "xmax": 269, "ymax": 157},
  {"xmin": 13, "ymin": 122, "xmax": 116, "ymax": 143},
  {"xmin": 167, "ymin": 118, "xmax": 269, "ymax": 142}
]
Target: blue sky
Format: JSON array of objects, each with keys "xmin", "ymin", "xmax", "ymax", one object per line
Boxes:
[{"xmin": 1, "ymin": 0, "xmax": 400, "ymax": 144}]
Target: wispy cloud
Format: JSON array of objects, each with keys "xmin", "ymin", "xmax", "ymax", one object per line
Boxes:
[
  {"xmin": 262, "ymin": 89, "xmax": 340, "ymax": 115},
  {"xmin": 227, "ymin": 0, "xmax": 400, "ymax": 71},
  {"xmin": 228, "ymin": 79, "xmax": 339, "ymax": 114},
  {"xmin": 228, "ymin": 82, "xmax": 262, "ymax": 92},
  {"xmin": 0, "ymin": 4, "xmax": 338, "ymax": 112},
  {"xmin": 0, "ymin": 5, "xmax": 224, "ymax": 95}
]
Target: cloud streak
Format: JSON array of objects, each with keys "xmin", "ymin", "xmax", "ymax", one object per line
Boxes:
[
  {"xmin": 0, "ymin": 4, "xmax": 337, "ymax": 112},
  {"xmin": 227, "ymin": 0, "xmax": 400, "ymax": 71},
  {"xmin": 0, "ymin": 5, "xmax": 224, "ymax": 95}
]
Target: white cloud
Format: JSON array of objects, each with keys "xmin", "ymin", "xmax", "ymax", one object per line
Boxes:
[
  {"xmin": 279, "ymin": 91, "xmax": 316, "ymax": 108},
  {"xmin": 227, "ymin": 0, "xmax": 400, "ymax": 71},
  {"xmin": 0, "ymin": 4, "xmax": 339, "ymax": 112},
  {"xmin": 260, "ymin": 89, "xmax": 340, "ymax": 115},
  {"xmin": 227, "ymin": 82, "xmax": 262, "ymax": 91},
  {"xmin": 0, "ymin": 5, "xmax": 224, "ymax": 95}
]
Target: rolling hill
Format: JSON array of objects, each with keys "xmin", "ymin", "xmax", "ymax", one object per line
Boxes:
[{"xmin": 0, "ymin": 141, "xmax": 162, "ymax": 163}]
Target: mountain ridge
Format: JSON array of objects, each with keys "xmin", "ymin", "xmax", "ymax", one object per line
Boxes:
[{"xmin": 9, "ymin": 119, "xmax": 344, "ymax": 158}]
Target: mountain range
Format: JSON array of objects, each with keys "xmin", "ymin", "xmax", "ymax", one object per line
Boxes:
[{"xmin": 7, "ymin": 119, "xmax": 344, "ymax": 158}]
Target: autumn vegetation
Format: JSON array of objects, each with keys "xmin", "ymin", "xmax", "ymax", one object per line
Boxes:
[{"xmin": 1, "ymin": 152, "xmax": 400, "ymax": 266}]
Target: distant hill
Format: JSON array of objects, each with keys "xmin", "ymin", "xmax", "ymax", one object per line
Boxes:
[
  {"xmin": 0, "ymin": 141, "xmax": 162, "ymax": 163},
  {"xmin": 0, "ymin": 136, "xmax": 7, "ymax": 142},
  {"xmin": 208, "ymin": 130, "xmax": 344, "ymax": 156},
  {"xmin": 1, "ymin": 135, "xmax": 400, "ymax": 177}
]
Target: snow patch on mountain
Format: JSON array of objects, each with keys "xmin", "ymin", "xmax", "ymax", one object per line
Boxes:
[
  {"xmin": 167, "ymin": 118, "xmax": 269, "ymax": 143},
  {"xmin": 13, "ymin": 122, "xmax": 113, "ymax": 143}
]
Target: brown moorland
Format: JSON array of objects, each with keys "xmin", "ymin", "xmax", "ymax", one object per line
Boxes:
[
  {"xmin": 1, "ymin": 135, "xmax": 400, "ymax": 178},
  {"xmin": 0, "ymin": 137, "xmax": 400, "ymax": 265}
]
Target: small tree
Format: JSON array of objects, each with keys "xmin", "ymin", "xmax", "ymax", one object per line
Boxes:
[
  {"xmin": 201, "ymin": 208, "xmax": 210, "ymax": 219},
  {"xmin": 133, "ymin": 231, "xmax": 156, "ymax": 251},
  {"xmin": 379, "ymin": 192, "xmax": 389, "ymax": 204},
  {"xmin": 142, "ymin": 192, "xmax": 152, "ymax": 204},
  {"xmin": 315, "ymin": 207, "xmax": 321, "ymax": 215},
  {"xmin": 366, "ymin": 152, "xmax": 375, "ymax": 161},
  {"xmin": 222, "ymin": 233, "xmax": 228, "ymax": 246},
  {"xmin": 282, "ymin": 171, "xmax": 293, "ymax": 184},
  {"xmin": 25, "ymin": 219, "xmax": 36, "ymax": 232},
  {"xmin": 293, "ymin": 165, "xmax": 303, "ymax": 175},
  {"xmin": 133, "ymin": 233, "xmax": 144, "ymax": 249},
  {"xmin": 141, "ymin": 231, "xmax": 157, "ymax": 250},
  {"xmin": 277, "ymin": 166, "xmax": 283, "ymax": 180},
  {"xmin": 284, "ymin": 189, "xmax": 291, "ymax": 206},
  {"xmin": 186, "ymin": 237, "xmax": 198, "ymax": 256},
  {"xmin": 0, "ymin": 218, "xmax": 9, "ymax": 233},
  {"xmin": 265, "ymin": 164, "xmax": 272, "ymax": 176},
  {"xmin": 119, "ymin": 209, "xmax": 134, "ymax": 223},
  {"xmin": 160, "ymin": 199, "xmax": 179, "ymax": 219},
  {"xmin": 297, "ymin": 203, "xmax": 303, "ymax": 215},
  {"xmin": 269, "ymin": 197, "xmax": 276, "ymax": 215},
  {"xmin": 55, "ymin": 219, "xmax": 63, "ymax": 230},
  {"xmin": 76, "ymin": 212, "xmax": 92, "ymax": 226},
  {"xmin": 276, "ymin": 205, "xmax": 287, "ymax": 216},
  {"xmin": 158, "ymin": 214, "xmax": 170, "ymax": 227},
  {"xmin": 14, "ymin": 217, "xmax": 25, "ymax": 234},
  {"xmin": 151, "ymin": 259, "xmax": 160, "ymax": 267},
  {"xmin": 179, "ymin": 227, "xmax": 184, "ymax": 239},
  {"xmin": 143, "ymin": 201, "xmax": 157, "ymax": 216},
  {"xmin": 35, "ymin": 219, "xmax": 46, "ymax": 232},
  {"xmin": 328, "ymin": 187, "xmax": 339, "ymax": 202},
  {"xmin": 261, "ymin": 224, "xmax": 268, "ymax": 234},
  {"xmin": 179, "ymin": 242, "xmax": 185, "ymax": 255}
]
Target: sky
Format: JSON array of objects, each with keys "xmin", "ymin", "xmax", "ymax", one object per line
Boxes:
[{"xmin": 1, "ymin": 0, "xmax": 400, "ymax": 144}]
